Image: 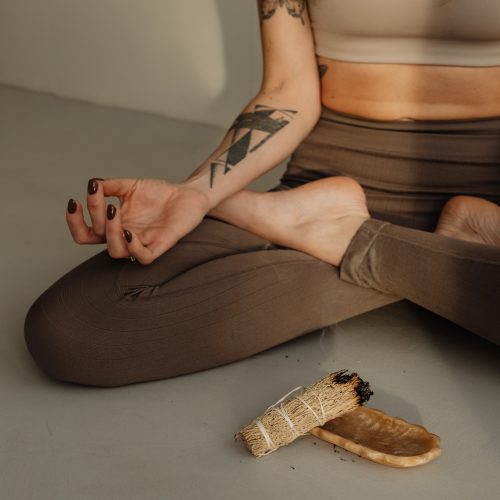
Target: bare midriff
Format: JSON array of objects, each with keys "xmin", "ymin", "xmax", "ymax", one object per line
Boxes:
[{"xmin": 318, "ymin": 56, "xmax": 500, "ymax": 122}]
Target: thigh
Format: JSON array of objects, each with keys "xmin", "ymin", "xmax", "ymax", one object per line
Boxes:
[{"xmin": 24, "ymin": 208, "xmax": 400, "ymax": 387}]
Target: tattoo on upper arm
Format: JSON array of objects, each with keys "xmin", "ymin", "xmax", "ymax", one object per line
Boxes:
[
  {"xmin": 318, "ymin": 64, "xmax": 328, "ymax": 79},
  {"xmin": 258, "ymin": 0, "xmax": 306, "ymax": 24},
  {"xmin": 209, "ymin": 104, "xmax": 298, "ymax": 188}
]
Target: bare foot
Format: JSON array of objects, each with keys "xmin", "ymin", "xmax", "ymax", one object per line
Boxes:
[
  {"xmin": 209, "ymin": 177, "xmax": 370, "ymax": 267},
  {"xmin": 435, "ymin": 196, "xmax": 500, "ymax": 246}
]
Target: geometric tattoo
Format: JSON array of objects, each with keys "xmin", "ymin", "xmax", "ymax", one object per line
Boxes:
[
  {"xmin": 258, "ymin": 0, "xmax": 306, "ymax": 24},
  {"xmin": 209, "ymin": 104, "xmax": 298, "ymax": 188}
]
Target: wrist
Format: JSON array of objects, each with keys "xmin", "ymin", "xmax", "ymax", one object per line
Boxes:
[{"xmin": 181, "ymin": 175, "xmax": 219, "ymax": 210}]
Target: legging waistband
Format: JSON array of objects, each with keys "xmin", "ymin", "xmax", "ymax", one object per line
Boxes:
[
  {"xmin": 291, "ymin": 105, "xmax": 500, "ymax": 164},
  {"xmin": 319, "ymin": 105, "xmax": 500, "ymax": 131}
]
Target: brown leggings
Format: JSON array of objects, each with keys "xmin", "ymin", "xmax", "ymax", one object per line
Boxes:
[{"xmin": 24, "ymin": 106, "xmax": 500, "ymax": 387}]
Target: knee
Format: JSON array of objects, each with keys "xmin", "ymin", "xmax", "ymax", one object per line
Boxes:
[
  {"xmin": 24, "ymin": 292, "xmax": 85, "ymax": 385},
  {"xmin": 24, "ymin": 291, "xmax": 121, "ymax": 388}
]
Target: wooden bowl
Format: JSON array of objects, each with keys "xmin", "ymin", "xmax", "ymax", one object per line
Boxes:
[{"xmin": 308, "ymin": 406, "xmax": 441, "ymax": 467}]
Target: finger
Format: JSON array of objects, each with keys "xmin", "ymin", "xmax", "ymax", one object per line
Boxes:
[
  {"xmin": 105, "ymin": 203, "xmax": 130, "ymax": 259},
  {"xmin": 123, "ymin": 229, "xmax": 178, "ymax": 265},
  {"xmin": 66, "ymin": 198, "xmax": 104, "ymax": 244},
  {"xmin": 86, "ymin": 177, "xmax": 107, "ymax": 238},
  {"xmin": 122, "ymin": 228, "xmax": 157, "ymax": 265},
  {"xmin": 100, "ymin": 178, "xmax": 138, "ymax": 198},
  {"xmin": 122, "ymin": 228, "xmax": 151, "ymax": 264}
]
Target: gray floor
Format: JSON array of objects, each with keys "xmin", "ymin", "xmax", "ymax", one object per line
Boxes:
[{"xmin": 1, "ymin": 85, "xmax": 499, "ymax": 500}]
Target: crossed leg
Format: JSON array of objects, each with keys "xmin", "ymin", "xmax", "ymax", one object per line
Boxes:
[
  {"xmin": 209, "ymin": 178, "xmax": 500, "ymax": 345},
  {"xmin": 24, "ymin": 177, "xmax": 500, "ymax": 387},
  {"xmin": 23, "ymin": 191, "xmax": 400, "ymax": 387}
]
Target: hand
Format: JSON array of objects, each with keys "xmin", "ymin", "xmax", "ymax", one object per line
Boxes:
[{"xmin": 66, "ymin": 178, "xmax": 211, "ymax": 264}]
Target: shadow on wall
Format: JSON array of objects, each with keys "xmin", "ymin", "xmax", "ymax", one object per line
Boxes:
[
  {"xmin": 210, "ymin": 0, "xmax": 263, "ymax": 127},
  {"xmin": 0, "ymin": 0, "xmax": 263, "ymax": 128}
]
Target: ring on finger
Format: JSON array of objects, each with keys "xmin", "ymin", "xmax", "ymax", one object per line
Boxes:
[{"xmin": 129, "ymin": 255, "xmax": 136, "ymax": 262}]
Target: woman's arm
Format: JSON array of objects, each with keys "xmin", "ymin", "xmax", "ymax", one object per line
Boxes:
[
  {"xmin": 66, "ymin": 1, "xmax": 321, "ymax": 264},
  {"xmin": 182, "ymin": 0, "xmax": 320, "ymax": 209}
]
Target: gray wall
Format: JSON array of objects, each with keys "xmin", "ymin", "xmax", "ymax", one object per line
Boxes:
[{"xmin": 0, "ymin": 0, "xmax": 263, "ymax": 128}]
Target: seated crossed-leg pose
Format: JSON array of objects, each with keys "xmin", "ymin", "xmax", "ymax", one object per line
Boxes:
[
  {"xmin": 22, "ymin": 110, "xmax": 500, "ymax": 387},
  {"xmin": 24, "ymin": 1, "xmax": 500, "ymax": 386}
]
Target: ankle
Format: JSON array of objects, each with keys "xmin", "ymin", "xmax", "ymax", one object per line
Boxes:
[
  {"xmin": 206, "ymin": 189, "xmax": 266, "ymax": 229},
  {"xmin": 335, "ymin": 214, "xmax": 370, "ymax": 266}
]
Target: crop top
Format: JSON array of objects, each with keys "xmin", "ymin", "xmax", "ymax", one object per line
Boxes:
[{"xmin": 307, "ymin": 0, "xmax": 500, "ymax": 66}]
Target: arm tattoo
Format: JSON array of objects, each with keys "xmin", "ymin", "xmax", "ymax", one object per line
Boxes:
[
  {"xmin": 209, "ymin": 104, "xmax": 297, "ymax": 188},
  {"xmin": 258, "ymin": 0, "xmax": 306, "ymax": 24},
  {"xmin": 318, "ymin": 64, "xmax": 328, "ymax": 79}
]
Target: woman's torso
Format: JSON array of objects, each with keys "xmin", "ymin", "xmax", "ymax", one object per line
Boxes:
[{"xmin": 309, "ymin": 0, "xmax": 500, "ymax": 121}]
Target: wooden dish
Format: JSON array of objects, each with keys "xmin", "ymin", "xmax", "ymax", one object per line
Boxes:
[{"xmin": 308, "ymin": 406, "xmax": 441, "ymax": 468}]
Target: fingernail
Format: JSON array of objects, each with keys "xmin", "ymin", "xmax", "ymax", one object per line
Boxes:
[
  {"xmin": 123, "ymin": 229, "xmax": 132, "ymax": 243},
  {"xmin": 87, "ymin": 178, "xmax": 98, "ymax": 195},
  {"xmin": 67, "ymin": 198, "xmax": 77, "ymax": 214},
  {"xmin": 107, "ymin": 204, "xmax": 116, "ymax": 220}
]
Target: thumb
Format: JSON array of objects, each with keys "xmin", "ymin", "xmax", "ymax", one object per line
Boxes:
[{"xmin": 100, "ymin": 178, "xmax": 138, "ymax": 197}]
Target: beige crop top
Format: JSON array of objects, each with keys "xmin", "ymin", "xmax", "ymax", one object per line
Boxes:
[{"xmin": 307, "ymin": 0, "xmax": 500, "ymax": 66}]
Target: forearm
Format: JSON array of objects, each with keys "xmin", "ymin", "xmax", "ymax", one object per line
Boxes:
[{"xmin": 181, "ymin": 81, "xmax": 321, "ymax": 209}]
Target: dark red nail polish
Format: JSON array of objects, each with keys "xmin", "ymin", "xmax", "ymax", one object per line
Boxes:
[
  {"xmin": 107, "ymin": 204, "xmax": 116, "ymax": 220},
  {"xmin": 87, "ymin": 178, "xmax": 98, "ymax": 195},
  {"xmin": 123, "ymin": 229, "xmax": 132, "ymax": 243},
  {"xmin": 67, "ymin": 198, "xmax": 77, "ymax": 214}
]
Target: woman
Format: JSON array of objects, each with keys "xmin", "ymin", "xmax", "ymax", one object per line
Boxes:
[{"xmin": 24, "ymin": 0, "xmax": 500, "ymax": 387}]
